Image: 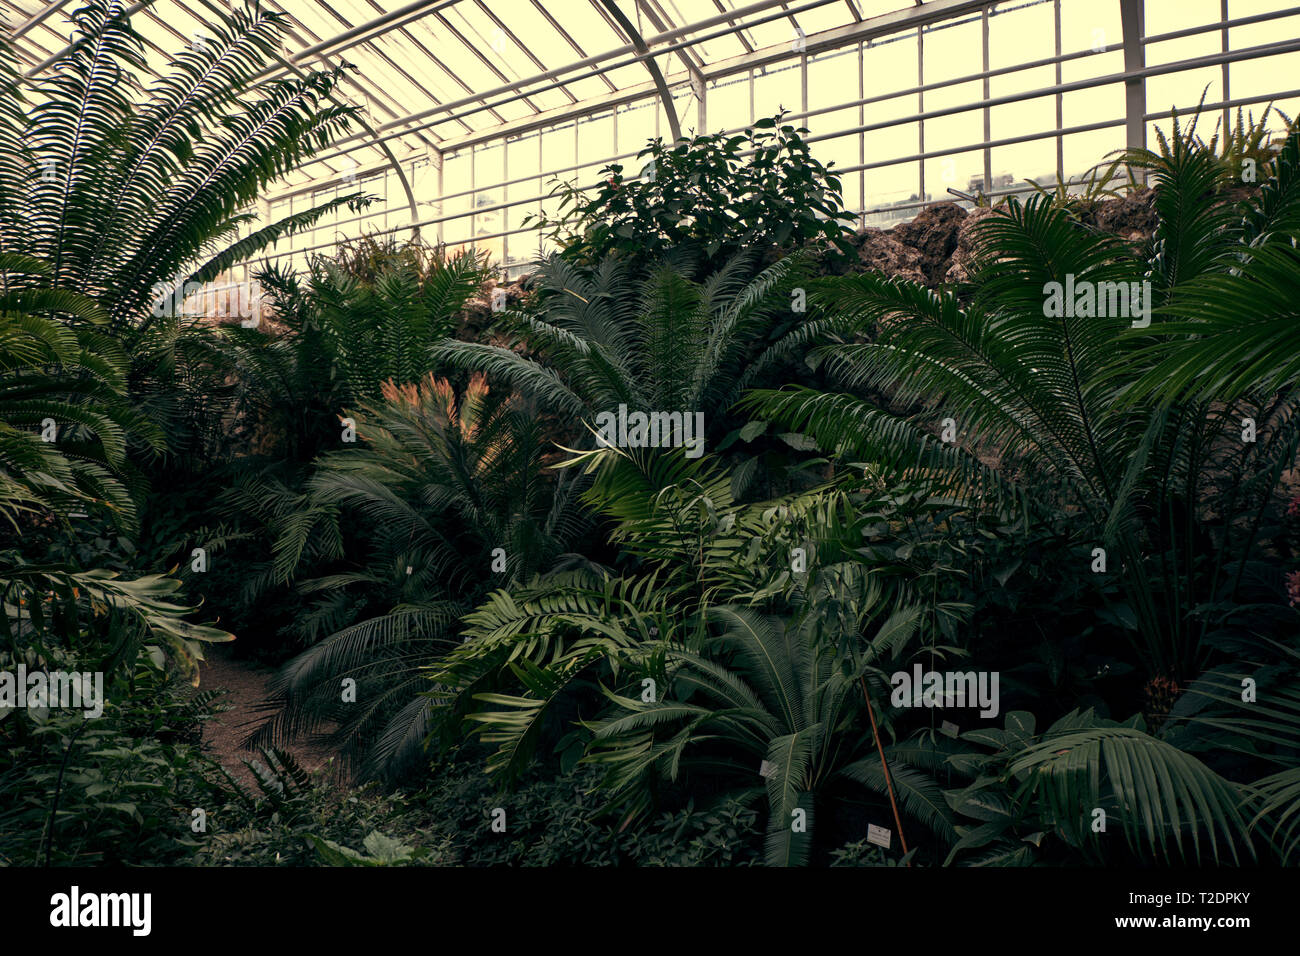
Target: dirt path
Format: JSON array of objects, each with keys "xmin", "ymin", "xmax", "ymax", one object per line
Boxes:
[{"xmin": 196, "ymin": 645, "xmax": 343, "ymax": 789}]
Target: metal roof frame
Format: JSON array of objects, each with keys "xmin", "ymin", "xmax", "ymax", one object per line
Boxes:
[{"xmin": 7, "ymin": 0, "xmax": 1300, "ymax": 274}]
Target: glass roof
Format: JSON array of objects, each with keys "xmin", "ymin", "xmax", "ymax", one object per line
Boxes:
[{"xmin": 1, "ymin": 0, "xmax": 925, "ymax": 174}]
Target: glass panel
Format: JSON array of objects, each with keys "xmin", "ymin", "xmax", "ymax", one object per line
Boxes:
[
  {"xmin": 1059, "ymin": 0, "xmax": 1123, "ymax": 57},
  {"xmin": 540, "ymin": 121, "xmax": 577, "ymax": 180},
  {"xmin": 708, "ymin": 73, "xmax": 751, "ymax": 133},
  {"xmin": 753, "ymin": 62, "xmax": 800, "ymax": 121},
  {"xmin": 619, "ymin": 98, "xmax": 660, "ymax": 159},
  {"xmin": 1063, "ymin": 128, "xmax": 1126, "ymax": 182},
  {"xmin": 1228, "ymin": 2, "xmax": 1300, "ymax": 125},
  {"xmin": 576, "ymin": 110, "xmax": 616, "ymax": 183}
]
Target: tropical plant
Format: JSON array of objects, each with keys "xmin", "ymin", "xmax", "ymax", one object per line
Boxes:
[
  {"xmin": 436, "ymin": 441, "xmax": 981, "ymax": 864},
  {"xmin": 250, "ymin": 239, "xmax": 489, "ymax": 414},
  {"xmin": 527, "ymin": 111, "xmax": 856, "ymax": 267},
  {"xmin": 2, "ymin": 0, "xmax": 367, "ymax": 338},
  {"xmin": 155, "ymin": 241, "xmax": 491, "ymax": 651},
  {"xmin": 0, "ymin": 645, "xmax": 221, "ymax": 866},
  {"xmin": 583, "ymin": 593, "xmax": 947, "ymax": 867},
  {"xmin": 743, "ymin": 121, "xmax": 1300, "ymax": 688},
  {"xmin": 0, "ymin": 252, "xmax": 158, "ymax": 533},
  {"xmin": 431, "ymin": 249, "xmax": 850, "ymax": 465},
  {"xmin": 934, "ymin": 709, "xmax": 1256, "ymax": 866},
  {"xmin": 245, "ymin": 371, "xmax": 586, "ymax": 780},
  {"xmin": 0, "ymin": 253, "xmax": 230, "ymax": 683}
]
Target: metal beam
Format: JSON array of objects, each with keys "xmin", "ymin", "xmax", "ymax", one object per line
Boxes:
[
  {"xmin": 190, "ymin": 0, "xmax": 423, "ymax": 239},
  {"xmin": 302, "ymin": 0, "xmax": 841, "ymax": 166},
  {"xmin": 529, "ymin": 0, "xmax": 617, "ymax": 94},
  {"xmin": 600, "ymin": 0, "xmax": 682, "ymax": 142},
  {"xmin": 696, "ymin": 0, "xmax": 990, "ymax": 82},
  {"xmin": 1120, "ymin": 0, "xmax": 1146, "ymax": 152},
  {"xmin": 22, "ymin": 0, "xmax": 159, "ymax": 76},
  {"xmin": 9, "ymin": 0, "xmax": 75, "ymax": 40},
  {"xmin": 246, "ymin": 0, "xmax": 462, "ymax": 82}
]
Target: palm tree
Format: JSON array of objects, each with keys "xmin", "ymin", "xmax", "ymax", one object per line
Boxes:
[
  {"xmin": 935, "ymin": 708, "xmax": 1256, "ymax": 865},
  {"xmin": 0, "ymin": 252, "xmax": 153, "ymax": 532},
  {"xmin": 584, "ymin": 596, "xmax": 953, "ymax": 867},
  {"xmin": 742, "ymin": 121, "xmax": 1300, "ymax": 685},
  {"xmin": 1115, "ymin": 123, "xmax": 1300, "ymax": 403},
  {"xmin": 441, "ymin": 443, "xmax": 966, "ymax": 850},
  {"xmin": 0, "ymin": 254, "xmax": 230, "ymax": 682},
  {"xmin": 186, "ymin": 242, "xmax": 491, "ymax": 635}
]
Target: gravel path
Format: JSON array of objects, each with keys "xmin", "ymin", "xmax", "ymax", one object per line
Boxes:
[{"xmin": 197, "ymin": 646, "xmax": 343, "ymax": 789}]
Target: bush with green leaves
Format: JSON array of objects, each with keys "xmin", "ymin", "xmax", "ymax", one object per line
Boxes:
[
  {"xmin": 191, "ymin": 748, "xmax": 450, "ymax": 866},
  {"xmin": 528, "ymin": 112, "xmax": 856, "ymax": 268},
  {"xmin": 0, "ymin": 647, "xmax": 218, "ymax": 866},
  {"xmin": 431, "ymin": 440, "xmax": 988, "ymax": 864},
  {"xmin": 404, "ymin": 755, "xmax": 763, "ymax": 867}
]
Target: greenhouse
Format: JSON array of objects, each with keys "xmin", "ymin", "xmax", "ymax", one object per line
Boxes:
[{"xmin": 2, "ymin": 0, "xmax": 1300, "ymax": 891}]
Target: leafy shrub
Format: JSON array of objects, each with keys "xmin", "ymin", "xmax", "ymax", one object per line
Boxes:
[
  {"xmin": 528, "ymin": 112, "xmax": 856, "ymax": 267},
  {"xmin": 408, "ymin": 757, "xmax": 762, "ymax": 866},
  {"xmin": 191, "ymin": 748, "xmax": 449, "ymax": 866},
  {"xmin": 0, "ymin": 648, "xmax": 216, "ymax": 866}
]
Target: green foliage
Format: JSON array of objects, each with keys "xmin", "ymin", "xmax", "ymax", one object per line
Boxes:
[
  {"xmin": 431, "ymin": 249, "xmax": 849, "ymax": 453},
  {"xmin": 744, "ymin": 133, "xmax": 1300, "ymax": 682},
  {"xmin": 0, "ymin": 254, "xmax": 159, "ymax": 534},
  {"xmin": 405, "ymin": 757, "xmax": 762, "ymax": 866},
  {"xmin": 243, "ymin": 372, "xmax": 586, "ymax": 780},
  {"xmin": 527, "ymin": 111, "xmax": 856, "ymax": 267},
  {"xmin": 932, "ymin": 709, "xmax": 1256, "ymax": 866},
  {"xmin": 253, "ymin": 239, "xmax": 489, "ymax": 411},
  {"xmin": 1, "ymin": 0, "xmax": 367, "ymax": 336},
  {"xmin": 0, "ymin": 647, "xmax": 216, "ymax": 866},
  {"xmin": 190, "ymin": 746, "xmax": 445, "ymax": 866},
  {"xmin": 166, "ymin": 241, "xmax": 491, "ymax": 659}
]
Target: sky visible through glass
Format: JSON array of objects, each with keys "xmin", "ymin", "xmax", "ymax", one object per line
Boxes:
[{"xmin": 7, "ymin": 0, "xmax": 1295, "ymax": 285}]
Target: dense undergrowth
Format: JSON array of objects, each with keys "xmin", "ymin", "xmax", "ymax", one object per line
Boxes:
[{"xmin": 3, "ymin": 1, "xmax": 1299, "ymax": 867}]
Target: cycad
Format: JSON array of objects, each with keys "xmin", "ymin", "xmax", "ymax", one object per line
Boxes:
[
  {"xmin": 0, "ymin": 257, "xmax": 229, "ymax": 682},
  {"xmin": 447, "ymin": 442, "xmax": 961, "ymax": 860},
  {"xmin": 936, "ymin": 709, "xmax": 1256, "ymax": 865},
  {"xmin": 2, "ymin": 1, "xmax": 366, "ymax": 336},
  {"xmin": 744, "ymin": 123, "xmax": 1300, "ymax": 681},
  {"xmin": 1115, "ymin": 124, "xmax": 1300, "ymax": 403},
  {"xmin": 430, "ymin": 250, "xmax": 849, "ymax": 455},
  {"xmin": 248, "ymin": 372, "xmax": 584, "ymax": 780},
  {"xmin": 0, "ymin": 252, "xmax": 158, "ymax": 531},
  {"xmin": 230, "ymin": 242, "xmax": 488, "ymax": 465},
  {"xmin": 583, "ymin": 589, "xmax": 945, "ymax": 867}
]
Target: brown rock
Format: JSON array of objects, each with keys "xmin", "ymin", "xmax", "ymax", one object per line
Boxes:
[
  {"xmin": 1084, "ymin": 186, "xmax": 1158, "ymax": 241},
  {"xmin": 943, "ymin": 206, "xmax": 1001, "ymax": 285},
  {"xmin": 457, "ymin": 277, "xmax": 532, "ymax": 339},
  {"xmin": 890, "ymin": 202, "xmax": 967, "ymax": 284},
  {"xmin": 854, "ymin": 227, "xmax": 927, "ymax": 284}
]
